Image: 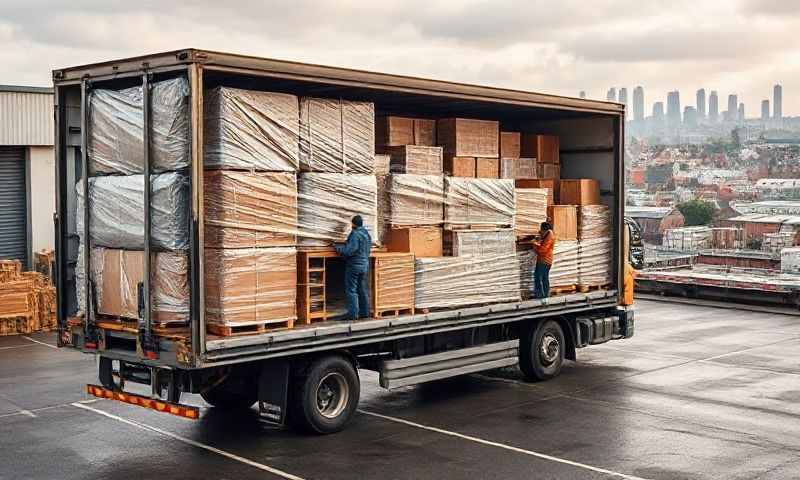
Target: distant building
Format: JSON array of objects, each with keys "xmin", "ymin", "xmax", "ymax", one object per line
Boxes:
[
  {"xmin": 579, "ymin": 90, "xmax": 586, "ymax": 99},
  {"xmin": 607, "ymin": 87, "xmax": 616, "ymax": 102},
  {"xmin": 761, "ymin": 100, "xmax": 770, "ymax": 121},
  {"xmin": 774, "ymin": 84, "xmax": 782, "ymax": 120},
  {"xmin": 709, "ymin": 91, "xmax": 719, "ymax": 122},
  {"xmin": 683, "ymin": 106, "xmax": 698, "ymax": 127},
  {"xmin": 667, "ymin": 91, "xmax": 681, "ymax": 126},
  {"xmin": 738, "ymin": 102, "xmax": 745, "ymax": 122},
  {"xmin": 619, "ymin": 87, "xmax": 628, "ymax": 111},
  {"xmin": 653, "ymin": 101, "xmax": 665, "ymax": 125},
  {"xmin": 726, "ymin": 94, "xmax": 738, "ymax": 122},
  {"xmin": 626, "ymin": 207, "xmax": 685, "ymax": 244},
  {"xmin": 696, "ymin": 88, "xmax": 706, "ymax": 119},
  {"xmin": 633, "ymin": 86, "xmax": 645, "ymax": 122}
]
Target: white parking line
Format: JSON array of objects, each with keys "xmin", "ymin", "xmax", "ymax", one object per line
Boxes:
[
  {"xmin": 358, "ymin": 409, "xmax": 652, "ymax": 480},
  {"xmin": 0, "ymin": 399, "xmax": 99, "ymax": 419},
  {"xmin": 0, "ymin": 344, "xmax": 37, "ymax": 351},
  {"xmin": 21, "ymin": 336, "xmax": 58, "ymax": 349},
  {"xmin": 72, "ymin": 402, "xmax": 305, "ymax": 480}
]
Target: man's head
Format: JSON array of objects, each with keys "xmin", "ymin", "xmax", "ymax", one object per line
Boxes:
[
  {"xmin": 351, "ymin": 215, "xmax": 363, "ymax": 228},
  {"xmin": 540, "ymin": 221, "xmax": 552, "ymax": 234}
]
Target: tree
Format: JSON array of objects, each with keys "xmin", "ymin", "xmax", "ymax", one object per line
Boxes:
[{"xmin": 677, "ymin": 200, "xmax": 716, "ymax": 226}]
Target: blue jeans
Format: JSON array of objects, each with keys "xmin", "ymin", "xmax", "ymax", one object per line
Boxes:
[
  {"xmin": 533, "ymin": 262, "xmax": 551, "ymax": 299},
  {"xmin": 345, "ymin": 268, "xmax": 370, "ymax": 320}
]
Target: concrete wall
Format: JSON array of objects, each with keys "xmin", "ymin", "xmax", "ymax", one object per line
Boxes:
[{"xmin": 29, "ymin": 146, "xmax": 55, "ymax": 253}]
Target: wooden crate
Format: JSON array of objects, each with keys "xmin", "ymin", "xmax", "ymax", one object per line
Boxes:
[
  {"xmin": 444, "ymin": 156, "xmax": 476, "ymax": 177},
  {"xmin": 370, "ymin": 253, "xmax": 414, "ymax": 318},
  {"xmin": 521, "ymin": 134, "xmax": 559, "ymax": 164},
  {"xmin": 500, "ymin": 131, "xmax": 521, "ymax": 158},
  {"xmin": 437, "ymin": 118, "xmax": 499, "ymax": 158},
  {"xmin": 515, "ymin": 178, "xmax": 558, "ymax": 205},
  {"xmin": 387, "ymin": 145, "xmax": 443, "ymax": 175},
  {"xmin": 386, "ymin": 227, "xmax": 443, "ymax": 257},
  {"xmin": 548, "ymin": 205, "xmax": 578, "ymax": 241},
  {"xmin": 517, "ymin": 158, "xmax": 537, "ymax": 179},
  {"xmin": 476, "ymin": 158, "xmax": 500, "ymax": 178},
  {"xmin": 537, "ymin": 163, "xmax": 560, "ymax": 180},
  {"xmin": 560, "ymin": 179, "xmax": 600, "ymax": 205},
  {"xmin": 376, "ymin": 116, "xmax": 436, "ymax": 147}
]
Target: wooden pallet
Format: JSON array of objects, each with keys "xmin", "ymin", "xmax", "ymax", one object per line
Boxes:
[
  {"xmin": 207, "ymin": 319, "xmax": 294, "ymax": 337},
  {"xmin": 577, "ymin": 284, "xmax": 610, "ymax": 293},
  {"xmin": 444, "ymin": 223, "xmax": 510, "ymax": 231},
  {"xmin": 373, "ymin": 307, "xmax": 414, "ymax": 318},
  {"xmin": 550, "ymin": 285, "xmax": 577, "ymax": 295}
]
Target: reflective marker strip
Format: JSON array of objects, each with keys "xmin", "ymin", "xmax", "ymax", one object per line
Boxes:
[{"xmin": 85, "ymin": 384, "xmax": 200, "ymax": 420}]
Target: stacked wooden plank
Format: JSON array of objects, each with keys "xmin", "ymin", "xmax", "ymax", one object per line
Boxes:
[
  {"xmin": 578, "ymin": 205, "xmax": 612, "ymax": 289},
  {"xmin": 0, "ymin": 262, "xmax": 56, "ymax": 336}
]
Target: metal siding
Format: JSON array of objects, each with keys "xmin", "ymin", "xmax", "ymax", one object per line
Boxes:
[
  {"xmin": 0, "ymin": 147, "xmax": 28, "ymax": 265},
  {"xmin": 0, "ymin": 92, "xmax": 54, "ymax": 146}
]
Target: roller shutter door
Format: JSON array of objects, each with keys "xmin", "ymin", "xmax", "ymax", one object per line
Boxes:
[{"xmin": 0, "ymin": 147, "xmax": 28, "ymax": 265}]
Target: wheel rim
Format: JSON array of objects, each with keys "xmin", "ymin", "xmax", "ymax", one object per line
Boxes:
[
  {"xmin": 316, "ymin": 372, "xmax": 349, "ymax": 419},
  {"xmin": 539, "ymin": 333, "xmax": 560, "ymax": 366}
]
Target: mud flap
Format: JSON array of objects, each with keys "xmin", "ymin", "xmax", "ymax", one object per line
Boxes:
[{"xmin": 258, "ymin": 360, "xmax": 290, "ymax": 425}]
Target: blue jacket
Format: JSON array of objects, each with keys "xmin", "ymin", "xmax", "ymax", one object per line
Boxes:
[{"xmin": 336, "ymin": 226, "xmax": 371, "ymax": 273}]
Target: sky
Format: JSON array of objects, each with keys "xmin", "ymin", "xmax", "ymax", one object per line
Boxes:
[{"xmin": 1, "ymin": 0, "xmax": 798, "ymax": 116}]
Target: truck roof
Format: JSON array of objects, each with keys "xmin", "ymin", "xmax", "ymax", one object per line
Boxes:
[{"xmin": 52, "ymin": 48, "xmax": 624, "ymax": 117}]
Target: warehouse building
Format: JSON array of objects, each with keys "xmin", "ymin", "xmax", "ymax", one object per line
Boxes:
[{"xmin": 0, "ymin": 85, "xmax": 54, "ymax": 268}]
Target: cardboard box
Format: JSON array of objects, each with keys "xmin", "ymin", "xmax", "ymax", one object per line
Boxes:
[
  {"xmin": 547, "ymin": 205, "xmax": 578, "ymax": 241},
  {"xmin": 204, "ymin": 247, "xmax": 297, "ymax": 326},
  {"xmin": 515, "ymin": 179, "xmax": 558, "ymax": 205},
  {"xmin": 560, "ymin": 179, "xmax": 601, "ymax": 206},
  {"xmin": 500, "ymin": 158, "xmax": 517, "ymax": 179},
  {"xmin": 388, "ymin": 145, "xmax": 443, "ymax": 175},
  {"xmin": 537, "ymin": 163, "xmax": 560, "ymax": 179},
  {"xmin": 204, "ymin": 170, "xmax": 297, "ymax": 248},
  {"xmin": 437, "ymin": 118, "xmax": 500, "ymax": 158},
  {"xmin": 521, "ymin": 134, "xmax": 559, "ymax": 164},
  {"xmin": 299, "ymin": 97, "xmax": 375, "ymax": 173},
  {"xmin": 376, "ymin": 116, "xmax": 436, "ymax": 147},
  {"xmin": 476, "ymin": 158, "xmax": 500, "ymax": 178},
  {"xmin": 444, "ymin": 156, "xmax": 476, "ymax": 177},
  {"xmin": 517, "ymin": 158, "xmax": 537, "ymax": 179},
  {"xmin": 386, "ymin": 227, "xmax": 443, "ymax": 257},
  {"xmin": 500, "ymin": 132, "xmax": 521, "ymax": 158}
]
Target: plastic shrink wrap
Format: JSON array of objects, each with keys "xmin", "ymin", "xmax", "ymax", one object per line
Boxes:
[
  {"xmin": 75, "ymin": 246, "xmax": 189, "ymax": 323},
  {"xmin": 204, "ymin": 87, "xmax": 299, "ymax": 171},
  {"xmin": 414, "ymin": 254, "xmax": 520, "ymax": 310},
  {"xmin": 446, "ymin": 229, "xmax": 515, "ymax": 257},
  {"xmin": 550, "ymin": 240, "xmax": 579, "ymax": 287},
  {"xmin": 76, "ymin": 172, "xmax": 190, "ymax": 250},
  {"xmin": 515, "ymin": 188, "xmax": 549, "ymax": 237},
  {"xmin": 297, "ymin": 173, "xmax": 377, "ymax": 246},
  {"xmin": 578, "ymin": 238, "xmax": 612, "ymax": 286},
  {"xmin": 299, "ymin": 97, "xmax": 375, "ymax": 173},
  {"xmin": 388, "ymin": 174, "xmax": 444, "ymax": 226},
  {"xmin": 662, "ymin": 226, "xmax": 712, "ymax": 251},
  {"xmin": 204, "ymin": 170, "xmax": 297, "ymax": 248},
  {"xmin": 444, "ymin": 178, "xmax": 515, "ymax": 227},
  {"xmin": 517, "ymin": 251, "xmax": 537, "ymax": 300},
  {"xmin": 205, "ymin": 247, "xmax": 297, "ymax": 326},
  {"xmin": 578, "ymin": 205, "xmax": 611, "ymax": 239},
  {"xmin": 88, "ymin": 77, "xmax": 190, "ymax": 175},
  {"xmin": 781, "ymin": 247, "xmax": 800, "ymax": 274}
]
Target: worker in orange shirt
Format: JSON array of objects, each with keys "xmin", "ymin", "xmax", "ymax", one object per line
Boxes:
[{"xmin": 532, "ymin": 222, "xmax": 555, "ymax": 298}]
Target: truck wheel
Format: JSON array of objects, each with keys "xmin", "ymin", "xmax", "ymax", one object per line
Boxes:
[
  {"xmin": 292, "ymin": 355, "xmax": 360, "ymax": 434},
  {"xmin": 519, "ymin": 320, "xmax": 565, "ymax": 381},
  {"xmin": 201, "ymin": 373, "xmax": 257, "ymax": 410}
]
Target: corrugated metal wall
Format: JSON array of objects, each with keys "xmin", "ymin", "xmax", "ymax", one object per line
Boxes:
[{"xmin": 0, "ymin": 91, "xmax": 54, "ymax": 146}]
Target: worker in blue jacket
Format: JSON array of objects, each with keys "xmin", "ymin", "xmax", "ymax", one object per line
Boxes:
[{"xmin": 335, "ymin": 215, "xmax": 372, "ymax": 320}]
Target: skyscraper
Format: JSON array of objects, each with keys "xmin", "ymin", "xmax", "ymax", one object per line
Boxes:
[
  {"xmin": 633, "ymin": 86, "xmax": 645, "ymax": 122},
  {"xmin": 653, "ymin": 102, "xmax": 665, "ymax": 126},
  {"xmin": 774, "ymin": 84, "xmax": 783, "ymax": 120},
  {"xmin": 738, "ymin": 102, "xmax": 745, "ymax": 122},
  {"xmin": 619, "ymin": 87, "xmax": 628, "ymax": 111},
  {"xmin": 761, "ymin": 100, "xmax": 770, "ymax": 121},
  {"xmin": 709, "ymin": 91, "xmax": 719, "ymax": 122},
  {"xmin": 684, "ymin": 106, "xmax": 697, "ymax": 127},
  {"xmin": 607, "ymin": 88, "xmax": 617, "ymax": 102},
  {"xmin": 579, "ymin": 91, "xmax": 586, "ymax": 99},
  {"xmin": 696, "ymin": 89, "xmax": 706, "ymax": 119},
  {"xmin": 667, "ymin": 91, "xmax": 681, "ymax": 126},
  {"xmin": 726, "ymin": 94, "xmax": 738, "ymax": 122}
]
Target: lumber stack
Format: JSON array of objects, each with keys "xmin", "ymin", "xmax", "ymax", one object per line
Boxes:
[
  {"xmin": 578, "ymin": 205, "xmax": 612, "ymax": 289},
  {"xmin": 0, "ymin": 262, "xmax": 56, "ymax": 336}
]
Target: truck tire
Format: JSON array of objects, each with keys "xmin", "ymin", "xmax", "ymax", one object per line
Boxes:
[
  {"xmin": 291, "ymin": 355, "xmax": 360, "ymax": 434},
  {"xmin": 519, "ymin": 320, "xmax": 565, "ymax": 381},
  {"xmin": 201, "ymin": 373, "xmax": 258, "ymax": 410}
]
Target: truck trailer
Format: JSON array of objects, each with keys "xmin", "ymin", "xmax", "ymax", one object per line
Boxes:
[{"xmin": 54, "ymin": 49, "xmax": 634, "ymax": 434}]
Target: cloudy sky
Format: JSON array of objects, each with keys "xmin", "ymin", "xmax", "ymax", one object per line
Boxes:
[{"xmin": 2, "ymin": 0, "xmax": 797, "ymax": 116}]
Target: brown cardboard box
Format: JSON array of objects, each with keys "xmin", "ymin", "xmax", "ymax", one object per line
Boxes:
[
  {"xmin": 560, "ymin": 179, "xmax": 601, "ymax": 205},
  {"xmin": 437, "ymin": 118, "xmax": 500, "ymax": 158},
  {"xmin": 500, "ymin": 158, "xmax": 517, "ymax": 179},
  {"xmin": 515, "ymin": 179, "xmax": 558, "ymax": 205},
  {"xmin": 521, "ymin": 134, "xmax": 559, "ymax": 164},
  {"xmin": 386, "ymin": 227, "xmax": 443, "ymax": 257},
  {"xmin": 547, "ymin": 205, "xmax": 578, "ymax": 240},
  {"xmin": 444, "ymin": 156, "xmax": 476, "ymax": 177},
  {"xmin": 537, "ymin": 163, "xmax": 561, "ymax": 180},
  {"xmin": 376, "ymin": 116, "xmax": 436, "ymax": 147},
  {"xmin": 414, "ymin": 119, "xmax": 437, "ymax": 147},
  {"xmin": 476, "ymin": 158, "xmax": 500, "ymax": 178},
  {"xmin": 517, "ymin": 157, "xmax": 538, "ymax": 179},
  {"xmin": 387, "ymin": 145, "xmax": 443, "ymax": 175},
  {"xmin": 204, "ymin": 170, "xmax": 297, "ymax": 248},
  {"xmin": 204, "ymin": 247, "xmax": 297, "ymax": 326},
  {"xmin": 500, "ymin": 132, "xmax": 521, "ymax": 158}
]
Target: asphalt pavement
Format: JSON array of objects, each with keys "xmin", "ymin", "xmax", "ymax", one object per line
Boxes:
[{"xmin": 1, "ymin": 299, "xmax": 799, "ymax": 480}]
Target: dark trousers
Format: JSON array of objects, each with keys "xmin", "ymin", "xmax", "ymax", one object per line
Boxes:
[
  {"xmin": 533, "ymin": 262, "xmax": 551, "ymax": 299},
  {"xmin": 345, "ymin": 268, "xmax": 370, "ymax": 320}
]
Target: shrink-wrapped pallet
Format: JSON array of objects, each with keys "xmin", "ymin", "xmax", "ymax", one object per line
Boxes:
[
  {"xmin": 663, "ymin": 227, "xmax": 712, "ymax": 251},
  {"xmin": 204, "ymin": 170, "xmax": 297, "ymax": 248},
  {"xmin": 578, "ymin": 238, "xmax": 612, "ymax": 287},
  {"xmin": 578, "ymin": 205, "xmax": 611, "ymax": 239},
  {"xmin": 445, "ymin": 229, "xmax": 515, "ymax": 257},
  {"xmin": 88, "ymin": 77, "xmax": 190, "ymax": 175},
  {"xmin": 76, "ymin": 172, "xmax": 190, "ymax": 250},
  {"xmin": 444, "ymin": 178, "xmax": 515, "ymax": 228},
  {"xmin": 388, "ymin": 174, "xmax": 444, "ymax": 226},
  {"xmin": 781, "ymin": 247, "xmax": 800, "ymax": 274},
  {"xmin": 297, "ymin": 173, "xmax": 377, "ymax": 245},
  {"xmin": 375, "ymin": 154, "xmax": 392, "ymax": 245},
  {"xmin": 763, "ymin": 232, "xmax": 795, "ymax": 253},
  {"xmin": 414, "ymin": 254, "xmax": 520, "ymax": 310},
  {"xmin": 205, "ymin": 247, "xmax": 297, "ymax": 326},
  {"xmin": 550, "ymin": 240, "xmax": 579, "ymax": 288},
  {"xmin": 515, "ymin": 188, "xmax": 549, "ymax": 237},
  {"xmin": 299, "ymin": 97, "xmax": 375, "ymax": 173},
  {"xmin": 204, "ymin": 87, "xmax": 299, "ymax": 171}
]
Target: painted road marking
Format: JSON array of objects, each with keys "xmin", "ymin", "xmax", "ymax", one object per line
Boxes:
[
  {"xmin": 0, "ymin": 344, "xmax": 37, "ymax": 351},
  {"xmin": 21, "ymin": 336, "xmax": 58, "ymax": 349},
  {"xmin": 0, "ymin": 399, "xmax": 99, "ymax": 419},
  {"xmin": 72, "ymin": 402, "xmax": 305, "ymax": 480},
  {"xmin": 358, "ymin": 409, "xmax": 652, "ymax": 480}
]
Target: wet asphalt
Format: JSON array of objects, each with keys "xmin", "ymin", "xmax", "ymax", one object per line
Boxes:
[{"xmin": 1, "ymin": 298, "xmax": 799, "ymax": 480}]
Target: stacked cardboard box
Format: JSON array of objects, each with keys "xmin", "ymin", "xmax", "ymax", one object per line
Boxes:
[
  {"xmin": 439, "ymin": 118, "xmax": 499, "ymax": 177},
  {"xmin": 516, "ymin": 179, "xmax": 557, "ymax": 205},
  {"xmin": 386, "ymin": 227, "xmax": 443, "ymax": 257},
  {"xmin": 560, "ymin": 180, "xmax": 600, "ymax": 206},
  {"xmin": 376, "ymin": 116, "xmax": 437, "ymax": 148}
]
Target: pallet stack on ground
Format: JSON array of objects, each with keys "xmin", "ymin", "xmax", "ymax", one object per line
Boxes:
[
  {"xmin": 0, "ymin": 260, "xmax": 56, "ymax": 336},
  {"xmin": 663, "ymin": 226, "xmax": 713, "ymax": 252},
  {"xmin": 762, "ymin": 232, "xmax": 795, "ymax": 253},
  {"xmin": 636, "ymin": 264, "xmax": 800, "ymax": 292}
]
